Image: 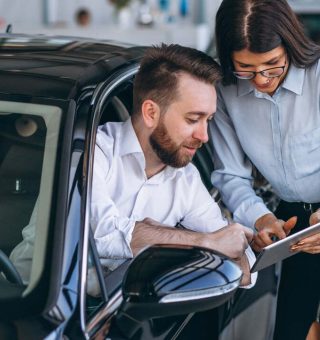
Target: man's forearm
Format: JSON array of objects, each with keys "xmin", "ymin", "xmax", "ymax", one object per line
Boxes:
[
  {"xmin": 131, "ymin": 219, "xmax": 204, "ymax": 256},
  {"xmin": 131, "ymin": 218, "xmax": 253, "ymax": 260}
]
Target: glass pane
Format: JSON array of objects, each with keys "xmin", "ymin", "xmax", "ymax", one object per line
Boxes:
[{"xmin": 0, "ymin": 101, "xmax": 62, "ymax": 294}]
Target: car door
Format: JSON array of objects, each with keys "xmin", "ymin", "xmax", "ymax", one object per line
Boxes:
[{"xmin": 0, "ymin": 94, "xmax": 84, "ymax": 338}]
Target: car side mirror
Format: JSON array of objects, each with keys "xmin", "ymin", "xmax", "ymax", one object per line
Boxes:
[{"xmin": 116, "ymin": 244, "xmax": 242, "ymax": 338}]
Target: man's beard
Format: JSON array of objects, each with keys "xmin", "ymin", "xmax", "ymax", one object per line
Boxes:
[{"xmin": 149, "ymin": 120, "xmax": 202, "ymax": 168}]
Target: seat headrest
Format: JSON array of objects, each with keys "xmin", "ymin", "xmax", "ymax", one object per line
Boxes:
[{"xmin": 15, "ymin": 117, "xmax": 38, "ymax": 137}]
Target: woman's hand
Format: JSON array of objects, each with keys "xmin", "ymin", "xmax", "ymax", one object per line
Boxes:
[
  {"xmin": 290, "ymin": 209, "xmax": 320, "ymax": 254},
  {"xmin": 309, "ymin": 209, "xmax": 320, "ymax": 226},
  {"xmin": 291, "ymin": 233, "xmax": 320, "ymax": 254},
  {"xmin": 252, "ymin": 213, "xmax": 297, "ymax": 251}
]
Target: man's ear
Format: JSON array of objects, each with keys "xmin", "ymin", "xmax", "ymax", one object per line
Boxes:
[{"xmin": 141, "ymin": 100, "xmax": 160, "ymax": 128}]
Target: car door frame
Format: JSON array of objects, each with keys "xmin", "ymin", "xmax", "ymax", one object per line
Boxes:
[{"xmin": 78, "ymin": 63, "xmax": 140, "ymax": 338}]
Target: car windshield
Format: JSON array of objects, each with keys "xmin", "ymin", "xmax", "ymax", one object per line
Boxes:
[{"xmin": 0, "ymin": 100, "xmax": 62, "ymax": 293}]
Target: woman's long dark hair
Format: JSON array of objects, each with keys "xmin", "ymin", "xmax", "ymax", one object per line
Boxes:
[{"xmin": 216, "ymin": 0, "xmax": 320, "ymax": 84}]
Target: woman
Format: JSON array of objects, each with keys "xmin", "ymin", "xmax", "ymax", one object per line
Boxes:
[{"xmin": 210, "ymin": 0, "xmax": 320, "ymax": 339}]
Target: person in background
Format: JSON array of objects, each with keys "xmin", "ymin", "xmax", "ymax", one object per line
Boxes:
[
  {"xmin": 75, "ymin": 8, "xmax": 91, "ymax": 27},
  {"xmin": 211, "ymin": 0, "xmax": 320, "ymax": 339}
]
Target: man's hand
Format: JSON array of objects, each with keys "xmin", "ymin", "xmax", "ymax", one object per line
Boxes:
[
  {"xmin": 233, "ymin": 254, "xmax": 251, "ymax": 286},
  {"xmin": 204, "ymin": 223, "xmax": 253, "ymax": 259},
  {"xmin": 253, "ymin": 213, "xmax": 297, "ymax": 251}
]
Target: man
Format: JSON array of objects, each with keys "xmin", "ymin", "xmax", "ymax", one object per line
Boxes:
[{"xmin": 90, "ymin": 44, "xmax": 256, "ymax": 286}]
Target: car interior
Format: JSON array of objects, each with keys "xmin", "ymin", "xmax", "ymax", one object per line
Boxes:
[{"xmin": 0, "ymin": 114, "xmax": 44, "ymax": 257}]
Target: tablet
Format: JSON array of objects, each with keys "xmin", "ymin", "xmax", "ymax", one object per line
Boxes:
[{"xmin": 250, "ymin": 221, "xmax": 320, "ymax": 273}]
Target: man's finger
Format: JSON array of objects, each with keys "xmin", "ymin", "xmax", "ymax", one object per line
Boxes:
[
  {"xmin": 283, "ymin": 216, "xmax": 297, "ymax": 235},
  {"xmin": 252, "ymin": 236, "xmax": 264, "ymax": 252}
]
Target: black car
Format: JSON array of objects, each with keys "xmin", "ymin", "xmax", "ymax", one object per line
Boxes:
[{"xmin": 0, "ymin": 34, "xmax": 242, "ymax": 340}]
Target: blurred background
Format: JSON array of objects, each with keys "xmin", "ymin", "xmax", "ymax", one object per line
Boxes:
[
  {"xmin": 0, "ymin": 0, "xmax": 320, "ymax": 53},
  {"xmin": 0, "ymin": 0, "xmax": 221, "ymax": 51}
]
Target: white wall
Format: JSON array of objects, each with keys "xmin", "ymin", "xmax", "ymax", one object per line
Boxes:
[
  {"xmin": 0, "ymin": 0, "xmax": 116, "ymax": 28},
  {"xmin": 0, "ymin": 0, "xmax": 222, "ymax": 50},
  {"xmin": 0, "ymin": 0, "xmax": 43, "ymax": 27}
]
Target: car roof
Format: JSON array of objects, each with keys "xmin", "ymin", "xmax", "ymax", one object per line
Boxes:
[{"xmin": 0, "ymin": 34, "xmax": 145, "ymax": 100}]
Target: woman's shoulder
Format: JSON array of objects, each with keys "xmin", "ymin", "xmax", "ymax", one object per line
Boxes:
[
  {"xmin": 314, "ymin": 58, "xmax": 320, "ymax": 74},
  {"xmin": 305, "ymin": 58, "xmax": 320, "ymax": 76},
  {"xmin": 216, "ymin": 80, "xmax": 238, "ymax": 97}
]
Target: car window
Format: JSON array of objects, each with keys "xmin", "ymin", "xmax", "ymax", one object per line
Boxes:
[{"xmin": 0, "ymin": 101, "xmax": 62, "ymax": 294}]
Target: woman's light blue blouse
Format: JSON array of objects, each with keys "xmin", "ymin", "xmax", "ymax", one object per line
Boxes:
[{"xmin": 210, "ymin": 61, "xmax": 320, "ymax": 228}]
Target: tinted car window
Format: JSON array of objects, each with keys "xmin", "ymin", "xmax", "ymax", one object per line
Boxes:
[{"xmin": 0, "ymin": 101, "xmax": 62, "ymax": 293}]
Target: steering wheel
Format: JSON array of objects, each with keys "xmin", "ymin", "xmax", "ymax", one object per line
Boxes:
[{"xmin": 0, "ymin": 249, "xmax": 23, "ymax": 285}]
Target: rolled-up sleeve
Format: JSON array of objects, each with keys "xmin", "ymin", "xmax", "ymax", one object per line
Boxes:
[{"xmin": 90, "ymin": 143, "xmax": 136, "ymax": 262}]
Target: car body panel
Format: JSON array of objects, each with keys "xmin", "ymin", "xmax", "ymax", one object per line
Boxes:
[{"xmin": 0, "ymin": 35, "xmax": 145, "ymax": 100}]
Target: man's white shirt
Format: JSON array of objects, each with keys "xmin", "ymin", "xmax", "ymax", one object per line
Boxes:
[{"xmin": 91, "ymin": 118, "xmax": 256, "ymax": 287}]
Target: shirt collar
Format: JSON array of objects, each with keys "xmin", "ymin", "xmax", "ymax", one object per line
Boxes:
[
  {"xmin": 236, "ymin": 63, "xmax": 305, "ymax": 97},
  {"xmin": 119, "ymin": 118, "xmax": 144, "ymax": 157},
  {"xmin": 120, "ymin": 118, "xmax": 184, "ymax": 182},
  {"xmin": 281, "ymin": 63, "xmax": 305, "ymax": 95}
]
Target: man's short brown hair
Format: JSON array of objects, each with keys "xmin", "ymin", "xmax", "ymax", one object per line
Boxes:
[{"xmin": 133, "ymin": 44, "xmax": 221, "ymax": 115}]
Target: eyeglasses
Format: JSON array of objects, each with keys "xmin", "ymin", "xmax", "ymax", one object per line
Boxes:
[{"xmin": 233, "ymin": 63, "xmax": 286, "ymax": 80}]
